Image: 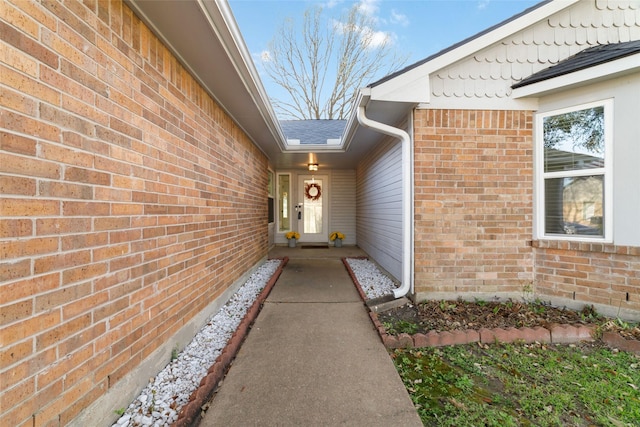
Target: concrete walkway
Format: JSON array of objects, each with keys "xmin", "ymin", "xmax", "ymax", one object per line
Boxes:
[{"xmin": 199, "ymin": 247, "xmax": 422, "ymax": 426}]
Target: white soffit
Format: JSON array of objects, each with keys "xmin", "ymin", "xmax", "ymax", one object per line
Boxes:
[{"xmin": 512, "ymin": 54, "xmax": 640, "ymax": 98}]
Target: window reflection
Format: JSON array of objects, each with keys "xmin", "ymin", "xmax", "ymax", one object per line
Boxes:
[
  {"xmin": 542, "ymin": 105, "xmax": 606, "ymax": 238},
  {"xmin": 544, "ymin": 176, "xmax": 604, "ymax": 236},
  {"xmin": 543, "ymin": 106, "xmax": 604, "ymax": 172},
  {"xmin": 278, "ymin": 175, "xmax": 290, "ymax": 232}
]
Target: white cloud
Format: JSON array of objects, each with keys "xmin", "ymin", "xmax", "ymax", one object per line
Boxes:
[
  {"xmin": 366, "ymin": 29, "xmax": 391, "ymax": 49},
  {"xmin": 390, "ymin": 9, "xmax": 409, "ymax": 27},
  {"xmin": 357, "ymin": 0, "xmax": 380, "ymax": 18},
  {"xmin": 260, "ymin": 50, "xmax": 271, "ymax": 62},
  {"xmin": 477, "ymin": 0, "xmax": 490, "ymax": 10},
  {"xmin": 323, "ymin": 0, "xmax": 342, "ymax": 8},
  {"xmin": 332, "ymin": 18, "xmax": 393, "ymax": 50}
]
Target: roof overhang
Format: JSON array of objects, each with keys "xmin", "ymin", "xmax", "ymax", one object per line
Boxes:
[
  {"xmin": 125, "ymin": 0, "xmax": 398, "ymax": 171},
  {"xmin": 340, "ymin": 89, "xmax": 419, "ymax": 159},
  {"xmin": 512, "ymin": 53, "xmax": 640, "ymax": 98},
  {"xmin": 125, "ymin": 0, "xmax": 289, "ymax": 158}
]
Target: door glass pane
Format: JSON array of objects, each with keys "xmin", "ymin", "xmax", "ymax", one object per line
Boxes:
[
  {"xmin": 544, "ymin": 175, "xmax": 604, "ymax": 236},
  {"xmin": 303, "ymin": 179, "xmax": 323, "ymax": 234},
  {"xmin": 278, "ymin": 174, "xmax": 290, "ymax": 232}
]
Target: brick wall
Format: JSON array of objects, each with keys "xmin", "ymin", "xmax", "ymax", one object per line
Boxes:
[
  {"xmin": 533, "ymin": 241, "xmax": 640, "ymax": 315},
  {"xmin": 1, "ymin": 1, "xmax": 268, "ymax": 426},
  {"xmin": 413, "ymin": 109, "xmax": 534, "ymax": 298}
]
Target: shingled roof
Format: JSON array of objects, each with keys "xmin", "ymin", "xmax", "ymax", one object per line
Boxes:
[
  {"xmin": 280, "ymin": 120, "xmax": 346, "ymax": 145},
  {"xmin": 513, "ymin": 40, "xmax": 640, "ymax": 88}
]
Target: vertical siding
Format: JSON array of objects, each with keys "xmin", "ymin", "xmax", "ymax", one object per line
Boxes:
[
  {"xmin": 329, "ymin": 170, "xmax": 356, "ymax": 245},
  {"xmin": 356, "ymin": 138, "xmax": 403, "ymax": 281}
]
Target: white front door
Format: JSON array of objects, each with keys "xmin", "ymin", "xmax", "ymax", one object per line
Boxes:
[{"xmin": 297, "ymin": 175, "xmax": 328, "ymax": 243}]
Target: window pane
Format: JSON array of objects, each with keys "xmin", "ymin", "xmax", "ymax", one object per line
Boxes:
[
  {"xmin": 278, "ymin": 175, "xmax": 290, "ymax": 232},
  {"xmin": 544, "ymin": 175, "xmax": 604, "ymax": 237},
  {"xmin": 543, "ymin": 106, "xmax": 604, "ymax": 172}
]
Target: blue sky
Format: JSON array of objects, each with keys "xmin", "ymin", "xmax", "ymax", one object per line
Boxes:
[{"xmin": 229, "ymin": 0, "xmax": 540, "ymax": 106}]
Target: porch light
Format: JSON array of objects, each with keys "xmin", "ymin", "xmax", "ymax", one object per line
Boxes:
[{"xmin": 308, "ymin": 163, "xmax": 318, "ymax": 171}]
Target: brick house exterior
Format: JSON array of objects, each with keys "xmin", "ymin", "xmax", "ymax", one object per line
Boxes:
[
  {"xmin": 413, "ymin": 109, "xmax": 535, "ymax": 297},
  {"xmin": 2, "ymin": 0, "xmax": 640, "ymax": 425},
  {"xmin": 349, "ymin": 0, "xmax": 640, "ymax": 319},
  {"xmin": 412, "ymin": 108, "xmax": 640, "ymax": 313},
  {"xmin": 1, "ymin": 1, "xmax": 272, "ymax": 425}
]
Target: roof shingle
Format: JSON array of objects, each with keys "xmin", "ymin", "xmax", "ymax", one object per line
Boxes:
[
  {"xmin": 280, "ymin": 120, "xmax": 346, "ymax": 145},
  {"xmin": 512, "ymin": 40, "xmax": 640, "ymax": 88}
]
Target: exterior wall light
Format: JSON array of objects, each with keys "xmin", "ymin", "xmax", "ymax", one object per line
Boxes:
[{"xmin": 308, "ymin": 163, "xmax": 318, "ymax": 171}]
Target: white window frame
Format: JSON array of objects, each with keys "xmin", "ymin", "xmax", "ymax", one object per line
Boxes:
[{"xmin": 535, "ymin": 99, "xmax": 613, "ymax": 242}]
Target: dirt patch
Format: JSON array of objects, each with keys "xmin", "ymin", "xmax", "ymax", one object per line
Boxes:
[{"xmin": 378, "ymin": 299, "xmax": 640, "ymax": 341}]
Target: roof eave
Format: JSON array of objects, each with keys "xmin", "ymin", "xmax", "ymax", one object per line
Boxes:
[
  {"xmin": 125, "ymin": 0, "xmax": 287, "ymax": 156},
  {"xmin": 512, "ymin": 54, "xmax": 640, "ymax": 98},
  {"xmin": 370, "ymin": 0, "xmax": 579, "ymax": 98},
  {"xmin": 340, "ymin": 88, "xmax": 419, "ymax": 157}
]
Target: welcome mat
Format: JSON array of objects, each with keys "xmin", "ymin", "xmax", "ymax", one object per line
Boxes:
[{"xmin": 301, "ymin": 244, "xmax": 329, "ymax": 249}]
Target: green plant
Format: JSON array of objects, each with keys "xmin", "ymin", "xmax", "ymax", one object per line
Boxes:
[
  {"xmin": 530, "ymin": 298, "xmax": 547, "ymax": 314},
  {"xmin": 171, "ymin": 344, "xmax": 180, "ymax": 361},
  {"xmin": 147, "ymin": 389, "xmax": 156, "ymax": 414},
  {"xmin": 384, "ymin": 320, "xmax": 419, "ymax": 335},
  {"xmin": 580, "ymin": 304, "xmax": 600, "ymax": 321},
  {"xmin": 439, "ymin": 301, "xmax": 457, "ymax": 311},
  {"xmin": 614, "ymin": 317, "xmax": 631, "ymax": 330},
  {"xmin": 392, "ymin": 343, "xmax": 640, "ymax": 426},
  {"xmin": 521, "ymin": 281, "xmax": 534, "ymax": 303},
  {"xmin": 474, "ymin": 298, "xmax": 487, "ymax": 307},
  {"xmin": 114, "ymin": 408, "xmax": 126, "ymax": 416}
]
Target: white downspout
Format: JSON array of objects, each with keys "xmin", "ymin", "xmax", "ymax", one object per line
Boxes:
[{"xmin": 356, "ymin": 104, "xmax": 413, "ymax": 299}]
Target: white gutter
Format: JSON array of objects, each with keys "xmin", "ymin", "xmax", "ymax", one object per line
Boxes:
[{"xmin": 356, "ymin": 96, "xmax": 413, "ymax": 299}]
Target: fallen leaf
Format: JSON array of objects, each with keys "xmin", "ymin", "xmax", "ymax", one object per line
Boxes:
[{"xmin": 607, "ymin": 415, "xmax": 625, "ymax": 427}]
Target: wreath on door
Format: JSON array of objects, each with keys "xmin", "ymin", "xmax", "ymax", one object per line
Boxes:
[{"xmin": 304, "ymin": 182, "xmax": 322, "ymax": 201}]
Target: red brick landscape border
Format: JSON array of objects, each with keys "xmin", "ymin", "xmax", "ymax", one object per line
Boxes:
[
  {"xmin": 342, "ymin": 257, "xmax": 639, "ymax": 354},
  {"xmin": 174, "ymin": 257, "xmax": 289, "ymax": 427},
  {"xmin": 368, "ymin": 311, "xmax": 598, "ymax": 348},
  {"xmin": 601, "ymin": 331, "xmax": 640, "ymax": 354}
]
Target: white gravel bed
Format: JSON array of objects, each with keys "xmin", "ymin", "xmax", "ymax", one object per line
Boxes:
[
  {"xmin": 345, "ymin": 258, "xmax": 399, "ymax": 299},
  {"xmin": 113, "ymin": 259, "xmax": 281, "ymax": 427}
]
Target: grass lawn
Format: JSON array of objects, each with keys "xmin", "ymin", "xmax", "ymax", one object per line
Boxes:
[{"xmin": 392, "ymin": 343, "xmax": 640, "ymax": 426}]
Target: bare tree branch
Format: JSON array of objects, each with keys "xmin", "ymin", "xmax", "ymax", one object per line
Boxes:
[{"xmin": 263, "ymin": 4, "xmax": 408, "ymax": 120}]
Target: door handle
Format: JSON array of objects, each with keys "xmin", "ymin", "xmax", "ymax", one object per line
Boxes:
[{"xmin": 298, "ymin": 211, "xmax": 302, "ymax": 220}]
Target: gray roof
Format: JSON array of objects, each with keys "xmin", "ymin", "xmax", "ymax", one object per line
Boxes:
[
  {"xmin": 513, "ymin": 40, "xmax": 640, "ymax": 89},
  {"xmin": 280, "ymin": 120, "xmax": 347, "ymax": 145}
]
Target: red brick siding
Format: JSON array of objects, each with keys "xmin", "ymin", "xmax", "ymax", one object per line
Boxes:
[
  {"xmin": 533, "ymin": 241, "xmax": 640, "ymax": 312},
  {"xmin": 0, "ymin": 2, "xmax": 268, "ymax": 426},
  {"xmin": 413, "ymin": 109, "xmax": 534, "ymax": 295}
]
